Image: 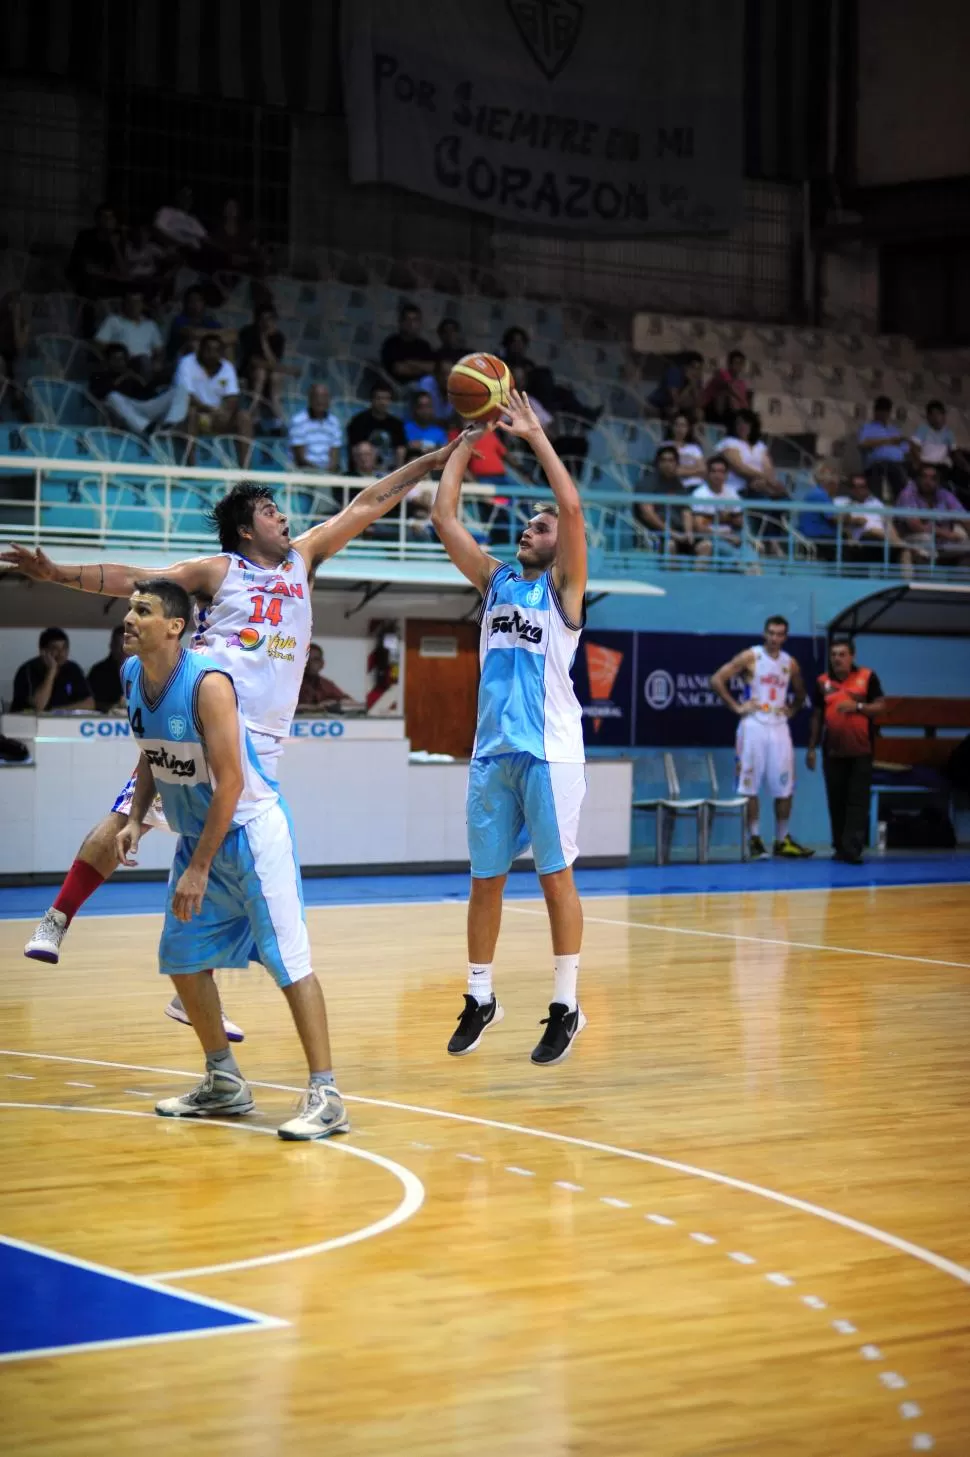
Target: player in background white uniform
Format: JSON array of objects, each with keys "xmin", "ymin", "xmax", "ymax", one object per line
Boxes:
[
  {"xmin": 431, "ymin": 393, "xmax": 589, "ymax": 1066},
  {"xmin": 710, "ymin": 615, "xmax": 814, "ymax": 859},
  {"xmin": 3, "ymin": 440, "xmax": 464, "ymax": 1026}
]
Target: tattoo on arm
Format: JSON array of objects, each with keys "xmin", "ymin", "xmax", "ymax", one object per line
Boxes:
[
  {"xmin": 373, "ymin": 478, "xmax": 412, "ymax": 506},
  {"xmin": 61, "ymin": 564, "xmax": 105, "ymax": 593}
]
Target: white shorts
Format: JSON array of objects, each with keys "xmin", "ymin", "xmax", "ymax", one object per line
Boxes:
[
  {"xmin": 735, "ymin": 718, "xmax": 794, "ymax": 799},
  {"xmin": 111, "ymin": 730, "xmax": 285, "ymax": 830}
]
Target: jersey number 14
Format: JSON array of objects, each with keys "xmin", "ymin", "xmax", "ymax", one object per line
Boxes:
[{"xmin": 248, "ymin": 595, "xmax": 284, "ymax": 627}]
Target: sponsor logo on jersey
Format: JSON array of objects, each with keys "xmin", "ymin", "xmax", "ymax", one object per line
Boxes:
[
  {"xmin": 144, "ymin": 746, "xmax": 197, "ymax": 778},
  {"xmin": 266, "ymin": 632, "xmax": 298, "ymax": 662},
  {"xmin": 490, "ymin": 608, "xmax": 544, "ymax": 645},
  {"xmin": 263, "ymin": 578, "xmax": 304, "ymax": 599},
  {"xmin": 525, "ymin": 582, "xmax": 543, "ymax": 607},
  {"xmin": 230, "ymin": 628, "xmax": 264, "ymax": 651},
  {"xmin": 167, "ymin": 715, "xmax": 187, "ymax": 741}
]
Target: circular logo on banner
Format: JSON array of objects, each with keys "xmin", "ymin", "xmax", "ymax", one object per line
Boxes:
[{"xmin": 644, "ymin": 669, "xmax": 675, "ymax": 710}]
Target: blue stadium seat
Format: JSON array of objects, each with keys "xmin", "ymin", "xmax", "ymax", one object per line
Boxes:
[
  {"xmin": 250, "ymin": 439, "xmax": 292, "ymax": 472},
  {"xmin": 84, "ymin": 428, "xmax": 155, "ymax": 465},
  {"xmin": 22, "ymin": 425, "xmax": 90, "ymax": 459},
  {"xmin": 27, "ymin": 377, "xmax": 106, "ymax": 428}
]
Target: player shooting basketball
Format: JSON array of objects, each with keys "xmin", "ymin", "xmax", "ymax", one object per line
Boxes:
[{"xmin": 431, "ymin": 390, "xmax": 589, "ymax": 1065}]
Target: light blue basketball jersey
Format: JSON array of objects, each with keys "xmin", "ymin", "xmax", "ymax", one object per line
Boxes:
[
  {"xmin": 121, "ymin": 650, "xmax": 277, "ymax": 839},
  {"xmin": 474, "ymin": 564, "xmax": 585, "ymax": 763}
]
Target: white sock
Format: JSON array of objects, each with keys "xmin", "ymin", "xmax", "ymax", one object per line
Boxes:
[
  {"xmin": 749, "ymin": 814, "xmax": 761, "ymax": 837},
  {"xmin": 553, "ymin": 954, "xmax": 580, "ymax": 1012},
  {"xmin": 467, "ymin": 962, "xmax": 494, "ymax": 1006},
  {"xmin": 776, "ymin": 817, "xmax": 790, "ymax": 841}
]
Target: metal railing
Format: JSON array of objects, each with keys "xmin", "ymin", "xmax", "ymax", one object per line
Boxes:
[{"xmin": 0, "ymin": 456, "xmax": 967, "ymax": 582}]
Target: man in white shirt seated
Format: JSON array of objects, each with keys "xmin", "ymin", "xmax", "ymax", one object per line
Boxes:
[
  {"xmin": 288, "ymin": 384, "xmax": 342, "ymax": 472},
  {"xmin": 154, "ymin": 186, "xmax": 208, "ymax": 252},
  {"xmin": 94, "ymin": 291, "xmax": 164, "ymax": 382},
  {"xmin": 690, "ymin": 454, "xmax": 745, "ymax": 560},
  {"xmin": 834, "ymin": 472, "xmax": 902, "ymax": 562},
  {"xmin": 173, "ymin": 334, "xmax": 252, "ymax": 460}
]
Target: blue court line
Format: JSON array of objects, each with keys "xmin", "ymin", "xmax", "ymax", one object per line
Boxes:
[
  {"xmin": 0, "ymin": 1233, "xmax": 283, "ymax": 1363},
  {"xmin": 1, "ymin": 853, "xmax": 967, "ymax": 920}
]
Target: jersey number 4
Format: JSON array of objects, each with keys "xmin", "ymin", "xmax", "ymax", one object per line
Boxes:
[
  {"xmin": 130, "ymin": 707, "xmax": 144, "ymax": 737},
  {"xmin": 248, "ymin": 595, "xmax": 283, "ymax": 627}
]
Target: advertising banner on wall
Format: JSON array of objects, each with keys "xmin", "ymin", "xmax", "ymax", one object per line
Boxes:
[
  {"xmin": 341, "ymin": 0, "xmax": 743, "ymax": 236},
  {"xmin": 570, "ymin": 630, "xmax": 636, "ymax": 748}
]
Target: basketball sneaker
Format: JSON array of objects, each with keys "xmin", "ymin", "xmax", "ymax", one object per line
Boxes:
[
  {"xmin": 774, "ymin": 834, "xmax": 815, "ymax": 858},
  {"xmin": 155, "ymin": 1068, "xmax": 254, "ymax": 1118},
  {"xmin": 277, "ymin": 1084, "xmax": 351, "ymax": 1141},
  {"xmin": 23, "ymin": 908, "xmax": 68, "ymax": 964},
  {"xmin": 530, "ymin": 1002, "xmax": 587, "ymax": 1066},
  {"xmin": 447, "ymin": 994, "xmax": 504, "ymax": 1055},
  {"xmin": 164, "ymin": 995, "xmax": 245, "ymax": 1043},
  {"xmin": 748, "ymin": 835, "xmax": 770, "ymax": 860}
]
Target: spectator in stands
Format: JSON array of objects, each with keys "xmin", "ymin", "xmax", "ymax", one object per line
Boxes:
[
  {"xmin": 807, "ymin": 637, "xmax": 887, "ymax": 864},
  {"xmin": 834, "ymin": 472, "xmax": 902, "ymax": 563},
  {"xmin": 690, "ymin": 454, "xmax": 744, "ymax": 560},
  {"xmin": 499, "ymin": 326, "xmax": 537, "ymax": 380},
  {"xmin": 174, "ymin": 334, "xmax": 252, "ymax": 459},
  {"xmin": 910, "ymin": 399, "xmax": 970, "ymax": 494},
  {"xmin": 288, "ymin": 383, "xmax": 341, "ymax": 473},
  {"xmin": 166, "ymin": 285, "xmax": 232, "ymax": 362},
  {"xmin": 298, "ymin": 644, "xmax": 352, "ymax": 710},
  {"xmin": 11, "ymin": 628, "xmax": 93, "ymax": 713},
  {"xmin": 94, "ymin": 292, "xmax": 165, "ymax": 381},
  {"xmin": 649, "ymin": 351, "xmax": 705, "ymax": 422},
  {"xmin": 87, "ymin": 625, "xmax": 126, "ymax": 713},
  {"xmin": 348, "ymin": 384, "xmax": 407, "ymax": 474},
  {"xmin": 798, "ymin": 462, "xmax": 841, "ymax": 558},
  {"xmin": 121, "ymin": 221, "xmax": 172, "ymax": 299},
  {"xmin": 350, "ymin": 440, "xmax": 379, "ymax": 476},
  {"xmin": 858, "ymin": 396, "xmax": 909, "ymax": 498},
  {"xmin": 896, "ymin": 464, "xmax": 970, "ymax": 567},
  {"xmin": 720, "ymin": 409, "xmax": 787, "ymax": 555},
  {"xmin": 436, "ymin": 317, "xmax": 467, "ymax": 364},
  {"xmin": 154, "ymin": 185, "xmax": 208, "ymax": 255},
  {"xmin": 464, "ymin": 424, "xmax": 508, "ymax": 485},
  {"xmin": 702, "ymin": 350, "xmax": 751, "ymax": 426},
  {"xmin": 418, "ymin": 357, "xmax": 458, "ymax": 427},
  {"xmin": 661, "ymin": 412, "xmax": 706, "ymax": 487},
  {"xmin": 404, "ymin": 392, "xmax": 448, "ymax": 456},
  {"xmin": 208, "ymin": 197, "xmax": 267, "ymax": 278},
  {"xmin": 238, "ymin": 304, "xmax": 292, "ymax": 423},
  {"xmin": 381, "ymin": 304, "xmax": 436, "ymax": 384},
  {"xmin": 0, "ymin": 291, "xmax": 30, "ymax": 420},
  {"xmin": 635, "ymin": 445, "xmax": 695, "ymax": 553},
  {"xmin": 89, "ymin": 343, "xmax": 186, "ymax": 435},
  {"xmin": 67, "ymin": 204, "xmax": 127, "ymax": 300}
]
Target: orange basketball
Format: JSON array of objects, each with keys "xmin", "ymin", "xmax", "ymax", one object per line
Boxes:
[{"xmin": 447, "ymin": 352, "xmax": 512, "ymax": 423}]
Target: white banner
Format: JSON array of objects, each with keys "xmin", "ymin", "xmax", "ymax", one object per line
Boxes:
[{"xmin": 341, "ymin": 0, "xmax": 743, "ymax": 235}]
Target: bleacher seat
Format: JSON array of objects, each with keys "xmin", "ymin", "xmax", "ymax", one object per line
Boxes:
[
  {"xmin": 84, "ymin": 428, "xmax": 155, "ymax": 465},
  {"xmin": 27, "ymin": 377, "xmax": 106, "ymax": 428}
]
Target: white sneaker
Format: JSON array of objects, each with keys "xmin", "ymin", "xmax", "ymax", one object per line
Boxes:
[
  {"xmin": 155, "ymin": 1068, "xmax": 254, "ymax": 1118},
  {"xmin": 24, "ymin": 909, "xmax": 68, "ymax": 964},
  {"xmin": 277, "ymin": 1084, "xmax": 350, "ymax": 1141},
  {"xmin": 164, "ymin": 995, "xmax": 245, "ymax": 1043}
]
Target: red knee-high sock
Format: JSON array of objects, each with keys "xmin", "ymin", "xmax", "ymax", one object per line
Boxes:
[{"xmin": 52, "ymin": 859, "xmax": 106, "ymax": 925}]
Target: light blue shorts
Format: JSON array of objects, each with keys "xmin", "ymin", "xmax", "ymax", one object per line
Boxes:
[
  {"xmin": 466, "ymin": 753, "xmax": 586, "ymax": 879},
  {"xmin": 159, "ymin": 800, "xmax": 311, "ymax": 987}
]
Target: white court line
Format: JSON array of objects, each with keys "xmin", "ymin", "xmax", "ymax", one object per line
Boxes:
[
  {"xmin": 504, "ymin": 903, "xmax": 970, "ymax": 971},
  {"xmin": 0, "ymin": 1101, "xmax": 424, "ymax": 1281},
  {"xmin": 3, "ymin": 1050, "xmax": 970, "ymax": 1289},
  {"xmin": 3, "ymin": 877, "xmax": 970, "ymax": 927},
  {"xmin": 0, "ymin": 1227, "xmax": 285, "ymax": 1365}
]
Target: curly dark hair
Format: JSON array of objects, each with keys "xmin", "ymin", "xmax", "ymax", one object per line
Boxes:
[{"xmin": 207, "ymin": 481, "xmax": 277, "ymax": 553}]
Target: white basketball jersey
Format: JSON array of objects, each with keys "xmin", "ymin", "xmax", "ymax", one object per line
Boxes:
[
  {"xmin": 190, "ymin": 549, "xmax": 311, "ymax": 738},
  {"xmin": 746, "ymin": 645, "xmax": 792, "ymax": 725}
]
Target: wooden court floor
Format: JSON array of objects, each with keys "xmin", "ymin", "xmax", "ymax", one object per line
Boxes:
[{"xmin": 1, "ymin": 883, "xmax": 969, "ymax": 1456}]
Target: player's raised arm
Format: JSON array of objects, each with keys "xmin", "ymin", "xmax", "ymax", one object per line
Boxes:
[
  {"xmin": 293, "ymin": 434, "xmax": 469, "ymax": 571},
  {"xmin": 503, "ymin": 390, "xmax": 587, "ymax": 621},
  {"xmin": 0, "ymin": 545, "xmax": 224, "ymax": 601},
  {"xmin": 430, "ymin": 428, "xmax": 501, "ymax": 594},
  {"xmin": 171, "ymin": 671, "xmax": 244, "ymax": 922},
  {"xmin": 710, "ymin": 648, "xmax": 756, "ymax": 715}
]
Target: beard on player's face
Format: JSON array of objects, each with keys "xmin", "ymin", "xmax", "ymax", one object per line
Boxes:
[{"xmin": 516, "ymin": 522, "xmax": 557, "ymax": 570}]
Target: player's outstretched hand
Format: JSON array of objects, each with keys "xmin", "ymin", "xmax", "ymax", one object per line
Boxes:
[
  {"xmin": 116, "ymin": 821, "xmax": 143, "ymax": 867},
  {"xmin": 426, "ymin": 427, "xmax": 485, "ymax": 472},
  {"xmin": 0, "ymin": 543, "xmax": 57, "ymax": 580},
  {"xmin": 172, "ymin": 864, "xmax": 208, "ymax": 922},
  {"xmin": 500, "ymin": 389, "xmax": 545, "ymax": 441}
]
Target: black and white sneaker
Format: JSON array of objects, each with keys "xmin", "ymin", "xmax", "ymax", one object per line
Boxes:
[
  {"xmin": 447, "ymin": 994, "xmax": 504, "ymax": 1056},
  {"xmin": 530, "ymin": 1002, "xmax": 587, "ymax": 1066}
]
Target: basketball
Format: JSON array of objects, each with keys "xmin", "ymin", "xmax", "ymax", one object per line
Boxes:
[{"xmin": 447, "ymin": 352, "xmax": 513, "ymax": 422}]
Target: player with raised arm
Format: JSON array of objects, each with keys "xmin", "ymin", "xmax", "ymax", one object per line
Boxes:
[
  {"xmin": 115, "ymin": 577, "xmax": 346, "ymax": 1138},
  {"xmin": 431, "ymin": 392, "xmax": 589, "ymax": 1065},
  {"xmin": 3, "ymin": 439, "xmax": 465, "ymax": 1034},
  {"xmin": 710, "ymin": 615, "xmax": 814, "ymax": 859}
]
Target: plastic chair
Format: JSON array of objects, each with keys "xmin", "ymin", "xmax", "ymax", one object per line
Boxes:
[
  {"xmin": 702, "ymin": 752, "xmax": 750, "ymax": 861},
  {"xmin": 27, "ymin": 377, "xmax": 106, "ymax": 427},
  {"xmin": 631, "ymin": 752, "xmax": 679, "ymax": 865},
  {"xmin": 84, "ymin": 428, "xmax": 155, "ymax": 465}
]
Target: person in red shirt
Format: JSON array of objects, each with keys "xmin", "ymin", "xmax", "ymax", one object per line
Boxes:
[
  {"xmin": 807, "ymin": 638, "xmax": 886, "ymax": 864},
  {"xmin": 298, "ymin": 643, "xmax": 352, "ymax": 710},
  {"xmin": 702, "ymin": 349, "xmax": 752, "ymax": 426}
]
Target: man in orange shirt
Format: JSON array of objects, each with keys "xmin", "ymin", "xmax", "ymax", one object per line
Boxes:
[{"xmin": 807, "ymin": 638, "xmax": 886, "ymax": 863}]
